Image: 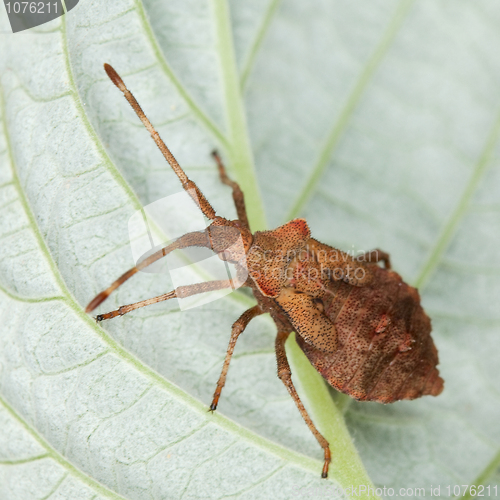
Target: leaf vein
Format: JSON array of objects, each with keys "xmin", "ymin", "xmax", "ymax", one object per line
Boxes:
[
  {"xmin": 286, "ymin": 0, "xmax": 416, "ymax": 220},
  {"xmin": 460, "ymin": 449, "xmax": 500, "ymax": 499},
  {"xmin": 240, "ymin": 0, "xmax": 282, "ymax": 90},
  {"xmin": 0, "ymin": 395, "xmax": 128, "ymax": 500},
  {"xmin": 133, "ymin": 0, "xmax": 228, "ymax": 148},
  {"xmin": 415, "ymin": 106, "xmax": 500, "ymax": 289}
]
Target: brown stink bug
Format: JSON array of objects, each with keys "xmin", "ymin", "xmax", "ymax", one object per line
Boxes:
[{"xmin": 86, "ymin": 63, "xmax": 444, "ymax": 479}]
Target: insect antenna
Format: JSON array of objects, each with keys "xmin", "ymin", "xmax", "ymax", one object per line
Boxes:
[{"xmin": 103, "ymin": 63, "xmax": 218, "ymax": 220}]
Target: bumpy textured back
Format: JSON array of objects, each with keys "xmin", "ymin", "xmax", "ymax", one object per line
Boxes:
[{"xmin": 296, "ymin": 265, "xmax": 444, "ymax": 403}]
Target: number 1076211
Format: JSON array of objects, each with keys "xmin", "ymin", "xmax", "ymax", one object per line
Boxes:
[
  {"xmin": 444, "ymin": 485, "xmax": 498, "ymax": 497},
  {"xmin": 5, "ymin": 2, "xmax": 58, "ymax": 14}
]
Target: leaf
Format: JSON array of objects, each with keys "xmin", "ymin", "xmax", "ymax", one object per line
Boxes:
[{"xmin": 1, "ymin": 0, "xmax": 499, "ymax": 499}]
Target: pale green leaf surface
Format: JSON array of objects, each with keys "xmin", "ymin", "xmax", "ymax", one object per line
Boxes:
[{"xmin": 1, "ymin": 0, "xmax": 500, "ymax": 499}]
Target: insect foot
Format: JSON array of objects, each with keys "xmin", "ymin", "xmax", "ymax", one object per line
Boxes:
[{"xmin": 85, "ymin": 63, "xmax": 443, "ymax": 479}]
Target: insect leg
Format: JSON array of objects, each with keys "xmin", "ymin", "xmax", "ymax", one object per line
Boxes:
[
  {"xmin": 211, "ymin": 150, "xmax": 249, "ymax": 229},
  {"xmin": 104, "ymin": 64, "xmax": 218, "ymax": 220},
  {"xmin": 94, "ymin": 279, "xmax": 237, "ymax": 322},
  {"xmin": 361, "ymin": 249, "xmax": 391, "ymax": 269},
  {"xmin": 86, "ymin": 230, "xmax": 211, "ymax": 313},
  {"xmin": 275, "ymin": 330, "xmax": 331, "ymax": 478},
  {"xmin": 210, "ymin": 304, "xmax": 263, "ymax": 411}
]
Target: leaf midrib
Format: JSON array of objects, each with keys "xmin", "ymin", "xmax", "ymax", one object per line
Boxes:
[
  {"xmin": 136, "ymin": 0, "xmax": 268, "ymax": 231},
  {"xmin": 211, "ymin": 0, "xmax": 267, "ymax": 231}
]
